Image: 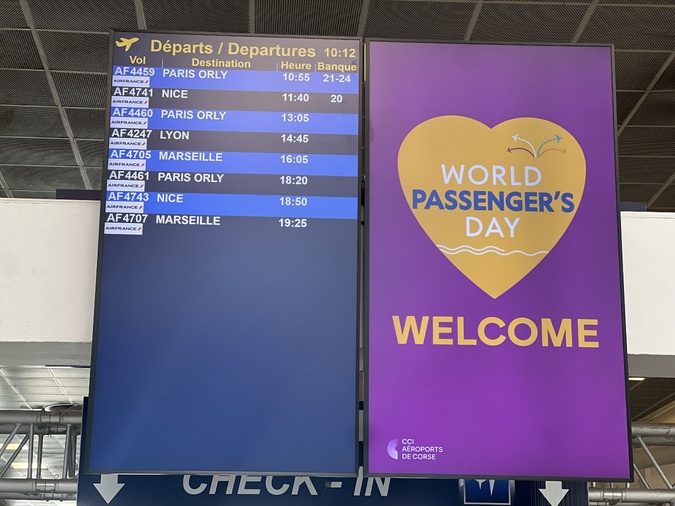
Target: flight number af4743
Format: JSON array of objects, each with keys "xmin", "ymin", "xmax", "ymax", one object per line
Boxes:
[{"xmin": 107, "ymin": 192, "xmax": 149, "ymax": 202}]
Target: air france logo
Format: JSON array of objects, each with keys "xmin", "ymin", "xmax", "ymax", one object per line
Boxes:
[
  {"xmin": 398, "ymin": 115, "xmax": 586, "ymax": 298},
  {"xmin": 387, "ymin": 438, "xmax": 443, "ymax": 461}
]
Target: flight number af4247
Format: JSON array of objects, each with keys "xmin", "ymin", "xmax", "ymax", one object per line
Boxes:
[{"xmin": 110, "ymin": 128, "xmax": 152, "ymax": 138}]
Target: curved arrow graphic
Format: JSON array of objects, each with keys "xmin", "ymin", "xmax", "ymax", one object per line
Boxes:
[{"xmin": 507, "ymin": 146, "xmax": 534, "ymax": 157}]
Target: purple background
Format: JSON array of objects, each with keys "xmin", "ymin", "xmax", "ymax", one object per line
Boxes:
[{"xmin": 366, "ymin": 42, "xmax": 631, "ymax": 479}]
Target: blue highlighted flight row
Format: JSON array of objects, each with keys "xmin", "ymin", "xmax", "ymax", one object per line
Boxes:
[
  {"xmin": 105, "ymin": 192, "xmax": 358, "ymax": 220},
  {"xmin": 109, "ymin": 110, "xmax": 358, "ymax": 135},
  {"xmin": 109, "ymin": 152, "xmax": 358, "ymax": 177},
  {"xmin": 112, "ymin": 68, "xmax": 359, "ymax": 94}
]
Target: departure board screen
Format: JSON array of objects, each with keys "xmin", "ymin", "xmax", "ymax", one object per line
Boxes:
[{"xmin": 86, "ymin": 32, "xmax": 360, "ymax": 475}]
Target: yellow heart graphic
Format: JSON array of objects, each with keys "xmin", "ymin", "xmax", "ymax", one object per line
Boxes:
[{"xmin": 398, "ymin": 116, "xmax": 586, "ymax": 298}]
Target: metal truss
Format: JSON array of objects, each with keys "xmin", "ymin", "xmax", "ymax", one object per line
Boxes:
[
  {"xmin": 0, "ymin": 408, "xmax": 80, "ymax": 502},
  {"xmin": 1, "ymin": 408, "xmax": 675, "ymax": 504}
]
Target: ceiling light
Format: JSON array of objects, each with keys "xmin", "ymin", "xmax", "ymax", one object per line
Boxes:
[{"xmin": 629, "ymin": 377, "xmax": 645, "ymax": 382}]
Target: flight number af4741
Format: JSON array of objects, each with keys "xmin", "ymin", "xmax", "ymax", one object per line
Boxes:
[{"xmin": 113, "ymin": 87, "xmax": 153, "ymax": 97}]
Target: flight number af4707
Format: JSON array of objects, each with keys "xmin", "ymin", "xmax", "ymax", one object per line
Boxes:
[{"xmin": 106, "ymin": 213, "xmax": 149, "ymax": 223}]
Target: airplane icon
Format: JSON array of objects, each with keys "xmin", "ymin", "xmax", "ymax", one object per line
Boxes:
[{"xmin": 115, "ymin": 37, "xmax": 139, "ymax": 51}]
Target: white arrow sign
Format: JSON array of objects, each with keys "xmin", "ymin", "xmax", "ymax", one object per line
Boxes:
[
  {"xmin": 539, "ymin": 481, "xmax": 569, "ymax": 506},
  {"xmin": 94, "ymin": 474, "xmax": 125, "ymax": 504}
]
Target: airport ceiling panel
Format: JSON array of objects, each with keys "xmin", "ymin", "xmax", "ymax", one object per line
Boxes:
[
  {"xmin": 0, "ymin": 30, "xmax": 40, "ymax": 68},
  {"xmin": 51, "ymin": 72, "xmax": 107, "ymax": 108},
  {"xmin": 0, "ymin": 0, "xmax": 672, "ymax": 206},
  {"xmin": 0, "ymin": 138, "xmax": 75, "ymax": 166},
  {"xmin": 1, "ymin": 166, "xmax": 85, "ymax": 191},
  {"xmin": 64, "ymin": 108, "xmax": 106, "ymax": 140},
  {"xmin": 256, "ymin": 0, "xmax": 363, "ymax": 36},
  {"xmin": 653, "ymin": 185, "xmax": 675, "ymax": 207},
  {"xmin": 364, "ymin": 0, "xmax": 475, "ymax": 40},
  {"xmin": 619, "ymin": 183, "xmax": 662, "ymax": 203},
  {"xmin": 0, "ymin": 70, "xmax": 53, "ymax": 105},
  {"xmin": 142, "ymin": 0, "xmax": 249, "ymax": 33},
  {"xmin": 630, "ymin": 378, "xmax": 675, "ymax": 420},
  {"xmin": 579, "ymin": 5, "xmax": 675, "ymax": 50},
  {"xmin": 616, "ymin": 92, "xmax": 642, "ymax": 124},
  {"xmin": 75, "ymin": 139, "xmax": 104, "ymax": 167},
  {"xmin": 39, "ymin": 31, "xmax": 109, "ymax": 73},
  {"xmin": 86, "ymin": 167, "xmax": 102, "ymax": 189},
  {"xmin": 630, "ymin": 92, "xmax": 675, "ymax": 126},
  {"xmin": 614, "ymin": 51, "xmax": 671, "ymax": 91},
  {"xmin": 619, "ymin": 126, "xmax": 675, "ymax": 157},
  {"xmin": 0, "ymin": 106, "xmax": 65, "ymax": 138},
  {"xmin": 619, "ymin": 157, "xmax": 675, "ymax": 184},
  {"xmin": 654, "ymin": 58, "xmax": 675, "ymax": 89},
  {"xmin": 470, "ymin": 3, "xmax": 588, "ymax": 43},
  {"xmin": 27, "ymin": 0, "xmax": 138, "ymax": 31},
  {"xmin": 0, "ymin": 0, "xmax": 27, "ymax": 28}
]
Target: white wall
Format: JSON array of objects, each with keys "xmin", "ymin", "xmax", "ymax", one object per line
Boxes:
[
  {"xmin": 622, "ymin": 212, "xmax": 675, "ymax": 356},
  {"xmin": 0, "ymin": 201, "xmax": 673, "ymax": 368},
  {"xmin": 0, "ymin": 199, "xmax": 98, "ymax": 344}
]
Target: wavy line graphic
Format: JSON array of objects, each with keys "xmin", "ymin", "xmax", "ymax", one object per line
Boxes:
[
  {"xmin": 437, "ymin": 244, "xmax": 548, "ymax": 257},
  {"xmin": 438, "ymin": 245, "xmax": 506, "ymax": 253}
]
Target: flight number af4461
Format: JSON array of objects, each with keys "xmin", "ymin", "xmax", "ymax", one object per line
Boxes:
[{"xmin": 108, "ymin": 170, "xmax": 149, "ymax": 180}]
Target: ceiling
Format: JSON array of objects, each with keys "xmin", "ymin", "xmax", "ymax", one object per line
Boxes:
[
  {"xmin": 0, "ymin": 0, "xmax": 673, "ymax": 208},
  {"xmin": 1, "ymin": 0, "xmax": 675, "ymax": 504}
]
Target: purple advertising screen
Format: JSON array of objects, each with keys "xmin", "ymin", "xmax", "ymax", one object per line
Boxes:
[{"xmin": 366, "ymin": 41, "xmax": 631, "ymax": 480}]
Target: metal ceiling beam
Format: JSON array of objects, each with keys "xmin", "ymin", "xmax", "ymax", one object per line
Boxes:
[
  {"xmin": 18, "ymin": 0, "xmax": 92, "ymax": 191},
  {"xmin": 0, "ymin": 478, "xmax": 77, "ymax": 494},
  {"xmin": 464, "ymin": 0, "xmax": 483, "ymax": 41},
  {"xmin": 0, "ymin": 409, "xmax": 82, "ymax": 428},
  {"xmin": 357, "ymin": 0, "xmax": 371, "ymax": 38},
  {"xmin": 590, "ymin": 489, "xmax": 675, "ymax": 503},
  {"xmin": 571, "ymin": 0, "xmax": 598, "ymax": 43},
  {"xmin": 249, "ymin": 0, "xmax": 256, "ymax": 33},
  {"xmin": 617, "ymin": 50, "xmax": 675, "ymax": 138},
  {"xmin": 646, "ymin": 167, "xmax": 675, "ymax": 209},
  {"xmin": 134, "ymin": 0, "xmax": 147, "ymax": 30},
  {"xmin": 0, "ymin": 173, "xmax": 13, "ymax": 198}
]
